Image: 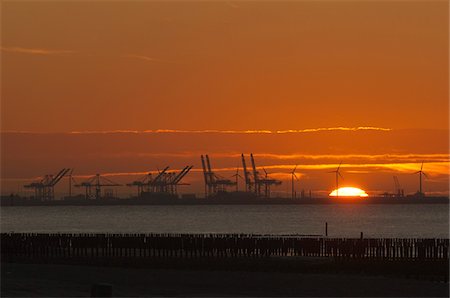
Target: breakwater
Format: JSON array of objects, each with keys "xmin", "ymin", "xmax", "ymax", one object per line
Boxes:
[{"xmin": 1, "ymin": 233, "xmax": 448, "ymax": 260}]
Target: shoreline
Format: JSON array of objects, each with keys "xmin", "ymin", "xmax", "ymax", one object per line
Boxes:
[{"xmin": 1, "ymin": 196, "xmax": 448, "ymax": 207}]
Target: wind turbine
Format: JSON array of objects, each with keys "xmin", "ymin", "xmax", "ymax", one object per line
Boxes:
[
  {"xmin": 328, "ymin": 162, "xmax": 343, "ymax": 197},
  {"xmin": 290, "ymin": 165, "xmax": 299, "ymax": 199},
  {"xmin": 231, "ymin": 166, "xmax": 243, "ymax": 192},
  {"xmin": 415, "ymin": 162, "xmax": 428, "ymax": 197}
]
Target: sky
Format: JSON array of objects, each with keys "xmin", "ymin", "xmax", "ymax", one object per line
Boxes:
[{"xmin": 1, "ymin": 0, "xmax": 448, "ymax": 197}]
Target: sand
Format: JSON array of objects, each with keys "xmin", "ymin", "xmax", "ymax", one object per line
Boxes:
[{"xmin": 1, "ymin": 262, "xmax": 448, "ymax": 297}]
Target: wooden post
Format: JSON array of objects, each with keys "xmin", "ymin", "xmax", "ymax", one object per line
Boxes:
[
  {"xmin": 360, "ymin": 232, "xmax": 363, "ymax": 239},
  {"xmin": 325, "ymin": 222, "xmax": 328, "ymax": 237}
]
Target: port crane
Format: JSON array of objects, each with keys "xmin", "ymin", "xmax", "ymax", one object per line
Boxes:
[
  {"xmin": 241, "ymin": 154, "xmax": 253, "ymax": 193},
  {"xmin": 75, "ymin": 174, "xmax": 121, "ymax": 200},
  {"xmin": 153, "ymin": 166, "xmax": 193, "ymax": 194},
  {"xmin": 169, "ymin": 165, "xmax": 193, "ymax": 194},
  {"xmin": 393, "ymin": 176, "xmax": 404, "ymax": 198},
  {"xmin": 201, "ymin": 155, "xmax": 236, "ymax": 197},
  {"xmin": 249, "ymin": 153, "xmax": 282, "ymax": 198},
  {"xmin": 24, "ymin": 168, "xmax": 71, "ymax": 200},
  {"xmin": 127, "ymin": 173, "xmax": 153, "ymax": 196},
  {"xmin": 250, "ymin": 153, "xmax": 261, "ymax": 195},
  {"xmin": 128, "ymin": 166, "xmax": 193, "ymax": 196},
  {"xmin": 290, "ymin": 165, "xmax": 299, "ymax": 199},
  {"xmin": 261, "ymin": 167, "xmax": 282, "ymax": 198}
]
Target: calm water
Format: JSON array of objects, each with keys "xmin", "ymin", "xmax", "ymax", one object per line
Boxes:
[{"xmin": 1, "ymin": 204, "xmax": 448, "ymax": 238}]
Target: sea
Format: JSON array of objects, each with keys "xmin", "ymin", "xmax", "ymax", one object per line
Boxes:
[{"xmin": 1, "ymin": 204, "xmax": 448, "ymax": 238}]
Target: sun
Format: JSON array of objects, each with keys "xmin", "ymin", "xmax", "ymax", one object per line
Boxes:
[{"xmin": 329, "ymin": 187, "xmax": 368, "ymax": 197}]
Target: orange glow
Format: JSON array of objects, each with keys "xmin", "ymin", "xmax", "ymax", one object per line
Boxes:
[{"xmin": 329, "ymin": 187, "xmax": 368, "ymax": 197}]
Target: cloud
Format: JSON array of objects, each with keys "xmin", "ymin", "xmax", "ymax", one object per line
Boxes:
[
  {"xmin": 251, "ymin": 153, "xmax": 450, "ymax": 162},
  {"xmin": 61, "ymin": 127, "xmax": 391, "ymax": 135},
  {"xmin": 276, "ymin": 127, "xmax": 392, "ymax": 133},
  {"xmin": 1, "ymin": 46, "xmax": 76, "ymax": 56},
  {"xmin": 123, "ymin": 54, "xmax": 178, "ymax": 64},
  {"xmin": 149, "ymin": 129, "xmax": 273, "ymax": 134},
  {"xmin": 123, "ymin": 54, "xmax": 161, "ymax": 62},
  {"xmin": 1, "ymin": 47, "xmax": 173, "ymax": 64}
]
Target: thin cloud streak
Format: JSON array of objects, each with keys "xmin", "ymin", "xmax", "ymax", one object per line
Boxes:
[
  {"xmin": 102, "ymin": 152, "xmax": 449, "ymax": 164},
  {"xmin": 276, "ymin": 127, "xmax": 392, "ymax": 133},
  {"xmin": 1, "ymin": 46, "xmax": 76, "ymax": 56},
  {"xmin": 1, "ymin": 47, "xmax": 173, "ymax": 64},
  {"xmin": 65, "ymin": 127, "xmax": 391, "ymax": 134},
  {"xmin": 123, "ymin": 54, "xmax": 159, "ymax": 62}
]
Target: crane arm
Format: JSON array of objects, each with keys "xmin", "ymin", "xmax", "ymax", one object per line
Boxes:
[
  {"xmin": 250, "ymin": 153, "xmax": 259, "ymax": 182},
  {"xmin": 170, "ymin": 166, "xmax": 189, "ymax": 184},
  {"xmin": 49, "ymin": 168, "xmax": 71, "ymax": 186},
  {"xmin": 174, "ymin": 166, "xmax": 193, "ymax": 184},
  {"xmin": 205, "ymin": 155, "xmax": 216, "ymax": 184},
  {"xmin": 152, "ymin": 166, "xmax": 169, "ymax": 184},
  {"xmin": 241, "ymin": 154, "xmax": 250, "ymax": 184},
  {"xmin": 46, "ymin": 169, "xmax": 66, "ymax": 186},
  {"xmin": 201, "ymin": 155, "xmax": 209, "ymax": 185}
]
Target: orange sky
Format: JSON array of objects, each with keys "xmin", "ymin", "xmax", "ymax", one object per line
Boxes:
[
  {"xmin": 1, "ymin": 129, "xmax": 449, "ymax": 197},
  {"xmin": 1, "ymin": 1, "xmax": 448, "ymax": 131},
  {"xmin": 0, "ymin": 1, "xmax": 448, "ymax": 196}
]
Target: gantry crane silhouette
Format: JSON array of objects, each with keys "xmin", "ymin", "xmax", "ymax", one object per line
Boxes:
[
  {"xmin": 75, "ymin": 174, "xmax": 121, "ymax": 200},
  {"xmin": 24, "ymin": 168, "xmax": 71, "ymax": 200}
]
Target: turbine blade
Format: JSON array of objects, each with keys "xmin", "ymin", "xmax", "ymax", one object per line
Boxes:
[
  {"xmin": 293, "ymin": 165, "xmax": 298, "ymax": 173},
  {"xmin": 337, "ymin": 161, "xmax": 342, "ymax": 171},
  {"xmin": 339, "ymin": 172, "xmax": 343, "ymax": 179},
  {"xmin": 422, "ymin": 172, "xmax": 428, "ymax": 178},
  {"xmin": 421, "ymin": 162, "xmax": 424, "ymax": 171}
]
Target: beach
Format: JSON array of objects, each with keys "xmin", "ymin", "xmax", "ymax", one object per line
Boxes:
[{"xmin": 2, "ymin": 262, "xmax": 449, "ymax": 297}]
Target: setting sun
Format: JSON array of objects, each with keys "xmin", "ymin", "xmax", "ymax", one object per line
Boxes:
[{"xmin": 329, "ymin": 187, "xmax": 368, "ymax": 197}]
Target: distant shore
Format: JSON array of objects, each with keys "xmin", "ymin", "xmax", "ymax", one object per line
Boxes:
[{"xmin": 1, "ymin": 195, "xmax": 448, "ymax": 207}]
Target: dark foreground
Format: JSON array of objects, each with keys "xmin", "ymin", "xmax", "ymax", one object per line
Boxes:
[
  {"xmin": 2, "ymin": 233, "xmax": 448, "ymax": 297},
  {"xmin": 2, "ymin": 261, "xmax": 449, "ymax": 297}
]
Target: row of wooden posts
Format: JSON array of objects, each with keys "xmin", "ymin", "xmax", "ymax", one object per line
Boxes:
[{"xmin": 2, "ymin": 233, "xmax": 448, "ymax": 260}]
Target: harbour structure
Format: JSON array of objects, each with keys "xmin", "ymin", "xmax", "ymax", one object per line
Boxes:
[
  {"xmin": 24, "ymin": 168, "xmax": 71, "ymax": 201},
  {"xmin": 393, "ymin": 176, "xmax": 405, "ymax": 198},
  {"xmin": 127, "ymin": 166, "xmax": 193, "ymax": 197},
  {"xmin": 16, "ymin": 160, "xmax": 438, "ymax": 201},
  {"xmin": 241, "ymin": 153, "xmax": 253, "ymax": 193},
  {"xmin": 201, "ymin": 154, "xmax": 236, "ymax": 197},
  {"xmin": 74, "ymin": 174, "xmax": 121, "ymax": 200},
  {"xmin": 243, "ymin": 153, "xmax": 282, "ymax": 198},
  {"xmin": 151, "ymin": 166, "xmax": 193, "ymax": 194},
  {"xmin": 126, "ymin": 172, "xmax": 153, "ymax": 197},
  {"xmin": 290, "ymin": 165, "xmax": 299, "ymax": 199},
  {"xmin": 381, "ymin": 176, "xmax": 405, "ymax": 198}
]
